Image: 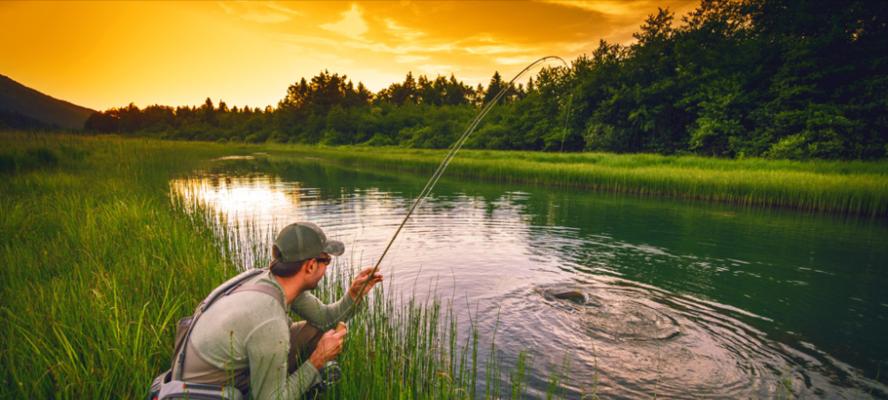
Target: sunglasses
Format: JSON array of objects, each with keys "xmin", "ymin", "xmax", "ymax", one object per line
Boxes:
[{"xmin": 314, "ymin": 256, "xmax": 332, "ymax": 264}]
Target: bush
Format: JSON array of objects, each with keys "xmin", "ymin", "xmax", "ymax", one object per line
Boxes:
[
  {"xmin": 467, "ymin": 123, "xmax": 511, "ymax": 149},
  {"xmin": 766, "ymin": 134, "xmax": 807, "ymax": 159},
  {"xmin": 365, "ymin": 132, "xmax": 395, "ymax": 146},
  {"xmin": 26, "ymin": 148, "xmax": 59, "ymax": 167},
  {"xmin": 245, "ymin": 131, "xmax": 270, "ymax": 143},
  {"xmin": 766, "ymin": 105, "xmax": 852, "ymax": 160},
  {"xmin": 0, "ymin": 147, "xmax": 60, "ymax": 174},
  {"xmin": 584, "ymin": 123, "xmax": 619, "ymax": 151},
  {"xmin": 321, "ymin": 128, "xmax": 352, "ymax": 145},
  {"xmin": 0, "ymin": 153, "xmax": 14, "ymax": 173}
]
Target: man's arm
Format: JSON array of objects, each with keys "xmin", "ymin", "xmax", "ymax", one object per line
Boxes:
[
  {"xmin": 291, "ymin": 267, "xmax": 382, "ymax": 330},
  {"xmin": 245, "ymin": 319, "xmax": 320, "ymax": 400},
  {"xmin": 290, "ymin": 291, "xmax": 355, "ymax": 331}
]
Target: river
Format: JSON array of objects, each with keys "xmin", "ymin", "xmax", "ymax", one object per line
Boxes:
[{"xmin": 171, "ymin": 156, "xmax": 888, "ymax": 399}]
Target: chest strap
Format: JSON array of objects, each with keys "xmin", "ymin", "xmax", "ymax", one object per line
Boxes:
[
  {"xmin": 173, "ymin": 272, "xmax": 283, "ymax": 380},
  {"xmin": 231, "ymin": 283, "xmax": 284, "ymax": 307}
]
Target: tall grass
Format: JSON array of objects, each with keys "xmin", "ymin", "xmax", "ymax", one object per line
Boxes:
[
  {"xmin": 0, "ymin": 132, "xmax": 240, "ymax": 397},
  {"xmin": 257, "ymin": 144, "xmax": 888, "ymax": 217},
  {"xmin": 0, "ymin": 132, "xmax": 551, "ymax": 398}
]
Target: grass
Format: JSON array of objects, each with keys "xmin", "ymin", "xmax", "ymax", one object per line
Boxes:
[
  {"xmin": 0, "ymin": 132, "xmax": 240, "ymax": 397},
  {"xmin": 252, "ymin": 144, "xmax": 888, "ymax": 217},
  {"xmin": 0, "ymin": 131, "xmax": 556, "ymax": 399}
]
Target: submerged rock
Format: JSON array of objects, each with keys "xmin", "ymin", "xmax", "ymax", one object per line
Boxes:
[
  {"xmin": 551, "ymin": 290, "xmax": 586, "ymax": 304},
  {"xmin": 546, "ymin": 289, "xmax": 587, "ymax": 304}
]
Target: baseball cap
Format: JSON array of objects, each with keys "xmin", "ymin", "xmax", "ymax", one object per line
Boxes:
[{"xmin": 273, "ymin": 222, "xmax": 344, "ymax": 262}]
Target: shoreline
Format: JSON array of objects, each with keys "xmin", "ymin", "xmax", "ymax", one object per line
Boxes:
[{"xmin": 255, "ymin": 143, "xmax": 888, "ymax": 218}]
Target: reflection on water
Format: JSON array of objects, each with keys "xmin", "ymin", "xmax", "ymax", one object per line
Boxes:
[
  {"xmin": 174, "ymin": 175, "xmax": 301, "ymax": 223},
  {"xmin": 171, "ymin": 158, "xmax": 888, "ymax": 399}
]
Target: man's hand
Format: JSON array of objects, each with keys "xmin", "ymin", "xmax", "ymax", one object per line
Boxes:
[
  {"xmin": 309, "ymin": 328, "xmax": 347, "ymax": 370},
  {"xmin": 348, "ymin": 267, "xmax": 383, "ymax": 301}
]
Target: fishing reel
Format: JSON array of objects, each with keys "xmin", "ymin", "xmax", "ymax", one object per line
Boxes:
[
  {"xmin": 320, "ymin": 360, "xmax": 342, "ymax": 387},
  {"xmin": 306, "ymin": 361, "xmax": 342, "ymax": 399}
]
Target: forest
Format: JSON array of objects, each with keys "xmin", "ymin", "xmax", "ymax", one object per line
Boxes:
[{"xmin": 84, "ymin": 0, "xmax": 888, "ymax": 160}]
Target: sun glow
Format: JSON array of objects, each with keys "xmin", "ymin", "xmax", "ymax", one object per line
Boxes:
[{"xmin": 0, "ymin": 0, "xmax": 695, "ymax": 110}]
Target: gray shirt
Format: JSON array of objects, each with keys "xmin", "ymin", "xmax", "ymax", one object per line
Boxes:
[{"xmin": 178, "ymin": 270, "xmax": 356, "ymax": 399}]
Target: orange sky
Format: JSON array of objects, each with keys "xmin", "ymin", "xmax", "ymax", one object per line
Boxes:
[{"xmin": 0, "ymin": 1, "xmax": 696, "ymax": 111}]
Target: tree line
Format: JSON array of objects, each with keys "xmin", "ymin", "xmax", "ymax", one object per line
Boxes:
[{"xmin": 85, "ymin": 0, "xmax": 888, "ymax": 160}]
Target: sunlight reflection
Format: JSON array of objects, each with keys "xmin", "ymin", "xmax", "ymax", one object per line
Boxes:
[{"xmin": 172, "ymin": 175, "xmax": 300, "ymax": 227}]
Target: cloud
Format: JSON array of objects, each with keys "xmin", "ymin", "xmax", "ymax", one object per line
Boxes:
[
  {"xmin": 218, "ymin": 2, "xmax": 234, "ymax": 15},
  {"xmin": 241, "ymin": 11, "xmax": 290, "ymax": 24},
  {"xmin": 495, "ymin": 56, "xmax": 538, "ymax": 65},
  {"xmin": 264, "ymin": 2, "xmax": 302, "ymax": 16},
  {"xmin": 464, "ymin": 43, "xmax": 534, "ymax": 55},
  {"xmin": 280, "ymin": 33, "xmax": 343, "ymax": 48},
  {"xmin": 395, "ymin": 55, "xmax": 430, "ymax": 63},
  {"xmin": 281, "ymin": 33, "xmax": 453, "ymax": 56},
  {"xmin": 217, "ymin": 1, "xmax": 301, "ymax": 24},
  {"xmin": 539, "ymin": 0, "xmax": 646, "ymax": 16},
  {"xmin": 320, "ymin": 4, "xmax": 368, "ymax": 38},
  {"xmin": 384, "ymin": 18, "xmax": 425, "ymax": 41},
  {"xmin": 417, "ymin": 64, "xmax": 457, "ymax": 76}
]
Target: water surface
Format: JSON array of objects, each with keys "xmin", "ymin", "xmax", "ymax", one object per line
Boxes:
[{"xmin": 172, "ymin": 157, "xmax": 888, "ymax": 398}]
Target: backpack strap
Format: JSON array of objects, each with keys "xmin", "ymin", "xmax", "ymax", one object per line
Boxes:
[
  {"xmin": 232, "ymin": 283, "xmax": 284, "ymax": 307},
  {"xmin": 172, "ymin": 268, "xmax": 267, "ymax": 379}
]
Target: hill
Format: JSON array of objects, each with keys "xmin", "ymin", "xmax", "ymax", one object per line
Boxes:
[{"xmin": 0, "ymin": 74, "xmax": 95, "ymax": 130}]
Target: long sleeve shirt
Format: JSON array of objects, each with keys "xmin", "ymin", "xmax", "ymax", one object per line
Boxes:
[{"xmin": 181, "ymin": 270, "xmax": 357, "ymax": 399}]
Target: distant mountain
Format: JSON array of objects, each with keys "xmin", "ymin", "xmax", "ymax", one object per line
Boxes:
[{"xmin": 0, "ymin": 74, "xmax": 95, "ymax": 130}]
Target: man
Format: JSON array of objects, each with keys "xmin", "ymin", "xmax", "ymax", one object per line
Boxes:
[{"xmin": 173, "ymin": 222, "xmax": 382, "ymax": 399}]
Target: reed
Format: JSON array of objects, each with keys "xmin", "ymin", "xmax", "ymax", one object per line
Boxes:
[{"xmin": 254, "ymin": 144, "xmax": 888, "ymax": 217}]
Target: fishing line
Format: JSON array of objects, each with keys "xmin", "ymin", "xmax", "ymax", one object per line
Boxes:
[{"xmin": 340, "ymin": 55, "xmax": 572, "ymax": 318}]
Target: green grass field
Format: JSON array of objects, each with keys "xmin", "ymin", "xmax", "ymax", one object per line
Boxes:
[{"xmin": 0, "ymin": 132, "xmax": 549, "ymax": 399}]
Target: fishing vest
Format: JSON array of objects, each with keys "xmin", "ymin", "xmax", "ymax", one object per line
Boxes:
[{"xmin": 147, "ymin": 268, "xmax": 280, "ymax": 400}]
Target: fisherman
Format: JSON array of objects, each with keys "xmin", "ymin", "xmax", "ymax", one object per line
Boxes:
[{"xmin": 173, "ymin": 222, "xmax": 382, "ymax": 399}]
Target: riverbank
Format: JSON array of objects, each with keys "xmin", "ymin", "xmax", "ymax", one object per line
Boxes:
[
  {"xmin": 256, "ymin": 144, "xmax": 888, "ymax": 217},
  {"xmin": 0, "ymin": 132, "xmax": 543, "ymax": 398}
]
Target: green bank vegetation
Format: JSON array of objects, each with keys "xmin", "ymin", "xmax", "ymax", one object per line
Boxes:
[
  {"xmin": 257, "ymin": 144, "xmax": 888, "ymax": 217},
  {"xmin": 0, "ymin": 132, "xmax": 562, "ymax": 399}
]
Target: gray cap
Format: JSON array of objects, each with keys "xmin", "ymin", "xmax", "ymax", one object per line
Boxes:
[{"xmin": 273, "ymin": 222, "xmax": 344, "ymax": 262}]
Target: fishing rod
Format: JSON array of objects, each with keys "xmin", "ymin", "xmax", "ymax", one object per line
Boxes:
[{"xmin": 341, "ymin": 56, "xmax": 572, "ymax": 318}]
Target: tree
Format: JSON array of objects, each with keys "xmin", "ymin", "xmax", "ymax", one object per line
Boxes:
[
  {"xmin": 483, "ymin": 71, "xmax": 506, "ymax": 104},
  {"xmin": 201, "ymin": 97, "xmax": 216, "ymax": 126}
]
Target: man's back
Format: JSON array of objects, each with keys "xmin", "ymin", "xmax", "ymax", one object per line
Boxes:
[{"xmin": 178, "ymin": 272, "xmax": 319, "ymax": 399}]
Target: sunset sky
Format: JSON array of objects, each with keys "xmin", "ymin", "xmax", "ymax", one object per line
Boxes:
[{"xmin": 0, "ymin": 1, "xmax": 696, "ymax": 111}]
